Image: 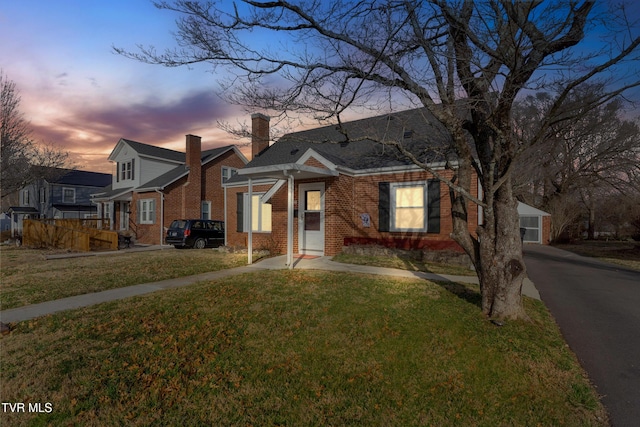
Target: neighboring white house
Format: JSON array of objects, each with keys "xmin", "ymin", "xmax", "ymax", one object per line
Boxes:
[{"xmin": 518, "ymin": 202, "xmax": 551, "ymax": 244}]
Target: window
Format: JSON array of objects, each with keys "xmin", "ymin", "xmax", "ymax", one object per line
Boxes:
[
  {"xmin": 40, "ymin": 187, "xmax": 47, "ymax": 204},
  {"xmin": 139, "ymin": 199, "xmax": 155, "ymax": 224},
  {"xmin": 520, "ymin": 215, "xmax": 540, "ymax": 243},
  {"xmin": 21, "ymin": 189, "xmax": 30, "ymax": 205},
  {"xmin": 62, "ymin": 188, "xmax": 76, "ymax": 204},
  {"xmin": 103, "ymin": 203, "xmax": 112, "ymax": 220},
  {"xmin": 391, "ymin": 183, "xmax": 427, "ymax": 231},
  {"xmin": 201, "ymin": 201, "xmax": 211, "ymax": 220},
  {"xmin": 239, "ymin": 193, "xmax": 271, "ymax": 232},
  {"xmin": 221, "ymin": 166, "xmax": 238, "ymax": 183},
  {"xmin": 120, "ymin": 160, "xmax": 135, "ymax": 181},
  {"xmin": 393, "ymin": 185, "xmax": 425, "ymax": 230},
  {"xmin": 378, "ymin": 180, "xmax": 440, "ymax": 233}
]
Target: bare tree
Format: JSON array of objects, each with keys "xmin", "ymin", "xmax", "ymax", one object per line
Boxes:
[
  {"xmin": 116, "ymin": 1, "xmax": 640, "ymax": 319},
  {"xmin": 1, "ymin": 70, "xmax": 33, "ymax": 197},
  {"xmin": 514, "ymin": 85, "xmax": 640, "ymax": 240},
  {"xmin": 1, "ymin": 71, "xmax": 72, "ymax": 198}
]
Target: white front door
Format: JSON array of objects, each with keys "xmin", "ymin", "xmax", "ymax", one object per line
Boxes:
[{"xmin": 298, "ymin": 183, "xmax": 325, "ymax": 255}]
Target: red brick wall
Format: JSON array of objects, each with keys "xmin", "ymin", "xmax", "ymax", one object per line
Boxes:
[
  {"xmin": 225, "ymin": 168, "xmax": 481, "ymax": 256},
  {"xmin": 131, "ymin": 192, "xmax": 162, "ymax": 245},
  {"xmin": 132, "ymin": 149, "xmax": 246, "ymax": 245},
  {"xmin": 202, "ymin": 150, "xmax": 247, "ymax": 221},
  {"xmin": 542, "ymin": 216, "xmax": 551, "ymax": 245}
]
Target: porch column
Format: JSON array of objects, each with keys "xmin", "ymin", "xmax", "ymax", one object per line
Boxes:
[
  {"xmin": 247, "ymin": 178, "xmax": 253, "ymax": 265},
  {"xmin": 286, "ymin": 172, "xmax": 294, "ymax": 269}
]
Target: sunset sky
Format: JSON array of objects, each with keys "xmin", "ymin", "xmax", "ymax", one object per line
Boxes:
[
  {"xmin": 1, "ymin": 0, "xmax": 247, "ymax": 174},
  {"xmin": 2, "ymin": 1, "xmax": 639, "ymax": 175}
]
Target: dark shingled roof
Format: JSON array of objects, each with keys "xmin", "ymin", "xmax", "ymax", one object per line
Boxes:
[
  {"xmin": 30, "ymin": 166, "xmax": 111, "ymax": 187},
  {"xmin": 54, "ymin": 169, "xmax": 112, "ymax": 187},
  {"xmin": 120, "ymin": 139, "xmax": 185, "ymax": 162},
  {"xmin": 246, "ymin": 107, "xmax": 453, "ymax": 171},
  {"xmin": 137, "ymin": 145, "xmax": 238, "ymax": 190}
]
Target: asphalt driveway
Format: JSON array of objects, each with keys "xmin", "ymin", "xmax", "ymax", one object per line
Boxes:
[{"xmin": 524, "ymin": 245, "xmax": 640, "ymax": 427}]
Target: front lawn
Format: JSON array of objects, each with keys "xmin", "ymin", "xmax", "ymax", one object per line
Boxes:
[
  {"xmin": 0, "ymin": 246, "xmax": 246, "ymax": 310},
  {"xmin": 1, "ymin": 270, "xmax": 607, "ymax": 426},
  {"xmin": 332, "ymin": 252, "xmax": 476, "ymax": 276}
]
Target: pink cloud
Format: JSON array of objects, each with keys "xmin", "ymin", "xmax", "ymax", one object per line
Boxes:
[{"xmin": 29, "ymin": 90, "xmax": 246, "ymax": 173}]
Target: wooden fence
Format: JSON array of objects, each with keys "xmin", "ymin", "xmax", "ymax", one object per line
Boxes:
[{"xmin": 23, "ymin": 219, "xmax": 118, "ymax": 252}]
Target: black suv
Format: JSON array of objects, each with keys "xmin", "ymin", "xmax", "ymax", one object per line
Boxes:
[{"xmin": 165, "ymin": 219, "xmax": 225, "ymax": 249}]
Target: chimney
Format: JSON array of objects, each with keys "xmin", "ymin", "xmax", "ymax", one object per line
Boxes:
[
  {"xmin": 251, "ymin": 113, "xmax": 270, "ymax": 159},
  {"xmin": 186, "ymin": 134, "xmax": 202, "ymax": 171},
  {"xmin": 183, "ymin": 134, "xmax": 202, "ymax": 218}
]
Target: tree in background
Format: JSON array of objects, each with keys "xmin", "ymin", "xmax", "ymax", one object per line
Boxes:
[
  {"xmin": 117, "ymin": 1, "xmax": 640, "ymax": 319},
  {"xmin": 1, "ymin": 70, "xmax": 32, "ymax": 197},
  {"xmin": 1, "ymin": 71, "xmax": 70, "ymax": 199},
  {"xmin": 514, "ymin": 85, "xmax": 640, "ymax": 241}
]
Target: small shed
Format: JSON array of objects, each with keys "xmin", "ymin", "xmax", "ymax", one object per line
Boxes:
[{"xmin": 518, "ymin": 202, "xmax": 551, "ymax": 244}]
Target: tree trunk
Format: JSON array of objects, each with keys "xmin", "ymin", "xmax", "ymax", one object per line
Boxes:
[
  {"xmin": 448, "ymin": 159, "xmax": 527, "ymax": 320},
  {"xmin": 476, "ymin": 184, "xmax": 527, "ymax": 319},
  {"xmin": 587, "ymin": 206, "xmax": 596, "ymax": 240}
]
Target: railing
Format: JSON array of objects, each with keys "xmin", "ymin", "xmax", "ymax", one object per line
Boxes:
[{"xmin": 22, "ymin": 218, "xmax": 119, "ymax": 252}]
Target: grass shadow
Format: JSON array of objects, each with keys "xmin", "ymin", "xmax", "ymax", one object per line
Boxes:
[{"xmin": 434, "ymin": 281, "xmax": 482, "ymax": 308}]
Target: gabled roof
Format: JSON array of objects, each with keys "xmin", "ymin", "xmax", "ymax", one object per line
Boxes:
[
  {"xmin": 53, "ymin": 169, "xmax": 112, "ymax": 187},
  {"xmin": 517, "ymin": 202, "xmax": 551, "ymax": 216},
  {"xmin": 30, "ymin": 166, "xmax": 111, "ymax": 187},
  {"xmin": 110, "ymin": 138, "xmax": 185, "ymax": 163},
  {"xmin": 246, "ymin": 107, "xmax": 453, "ymax": 172},
  {"xmin": 90, "ymin": 185, "xmax": 134, "ymax": 201},
  {"xmin": 136, "ymin": 145, "xmax": 243, "ymax": 192}
]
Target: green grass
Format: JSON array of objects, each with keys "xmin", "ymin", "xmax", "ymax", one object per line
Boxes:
[
  {"xmin": 1, "ymin": 270, "xmax": 607, "ymax": 426},
  {"xmin": 0, "ymin": 247, "xmax": 246, "ymax": 310},
  {"xmin": 332, "ymin": 252, "xmax": 476, "ymax": 276}
]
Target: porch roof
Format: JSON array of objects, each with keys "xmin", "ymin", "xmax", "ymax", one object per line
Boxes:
[
  {"xmin": 90, "ymin": 186, "xmax": 133, "ymax": 202},
  {"xmin": 7, "ymin": 206, "xmax": 39, "ymax": 215},
  {"xmin": 237, "ymin": 162, "xmax": 339, "ymax": 181}
]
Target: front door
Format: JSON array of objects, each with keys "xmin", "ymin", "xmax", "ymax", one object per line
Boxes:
[
  {"xmin": 120, "ymin": 202, "xmax": 130, "ymax": 231},
  {"xmin": 298, "ymin": 183, "xmax": 325, "ymax": 255}
]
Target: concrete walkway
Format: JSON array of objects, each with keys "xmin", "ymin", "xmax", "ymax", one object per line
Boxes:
[{"xmin": 1, "ymin": 254, "xmax": 539, "ymax": 324}]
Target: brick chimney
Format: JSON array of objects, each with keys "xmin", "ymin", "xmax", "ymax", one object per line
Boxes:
[
  {"xmin": 183, "ymin": 134, "xmax": 202, "ymax": 218},
  {"xmin": 251, "ymin": 113, "xmax": 270, "ymax": 159}
]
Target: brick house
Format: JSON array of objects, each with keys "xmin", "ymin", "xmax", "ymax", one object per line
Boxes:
[
  {"xmin": 224, "ymin": 110, "xmax": 485, "ymax": 266},
  {"xmin": 92, "ymin": 135, "xmax": 248, "ymax": 245}
]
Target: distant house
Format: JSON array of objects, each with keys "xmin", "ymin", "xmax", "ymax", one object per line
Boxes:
[
  {"xmin": 6, "ymin": 167, "xmax": 112, "ymax": 237},
  {"xmin": 518, "ymin": 202, "xmax": 551, "ymax": 245},
  {"xmin": 91, "ymin": 135, "xmax": 248, "ymax": 245}
]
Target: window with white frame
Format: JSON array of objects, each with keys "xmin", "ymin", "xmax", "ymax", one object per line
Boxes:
[
  {"xmin": 120, "ymin": 160, "xmax": 135, "ymax": 181},
  {"xmin": 201, "ymin": 201, "xmax": 211, "ymax": 220},
  {"xmin": 139, "ymin": 199, "xmax": 155, "ymax": 224},
  {"xmin": 40, "ymin": 187, "xmax": 47, "ymax": 204},
  {"xmin": 390, "ymin": 182, "xmax": 427, "ymax": 231},
  {"xmin": 62, "ymin": 187, "xmax": 76, "ymax": 204},
  {"xmin": 21, "ymin": 189, "xmax": 30, "ymax": 205},
  {"xmin": 244, "ymin": 193, "xmax": 272, "ymax": 232},
  {"xmin": 103, "ymin": 203, "xmax": 112, "ymax": 220},
  {"xmin": 221, "ymin": 166, "xmax": 238, "ymax": 183},
  {"xmin": 520, "ymin": 216, "xmax": 540, "ymax": 243}
]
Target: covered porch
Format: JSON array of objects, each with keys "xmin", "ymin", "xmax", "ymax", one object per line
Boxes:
[{"xmin": 236, "ymin": 162, "xmax": 338, "ymax": 269}]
